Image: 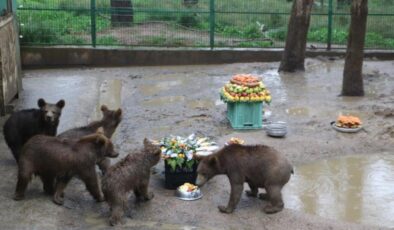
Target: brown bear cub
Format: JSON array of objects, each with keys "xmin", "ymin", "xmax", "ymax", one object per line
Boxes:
[
  {"xmin": 58, "ymin": 105, "xmax": 122, "ymax": 174},
  {"xmin": 102, "ymin": 138, "xmax": 161, "ymax": 226},
  {"xmin": 196, "ymin": 144, "xmax": 293, "ymax": 214},
  {"xmin": 14, "ymin": 128, "xmax": 119, "ymax": 205},
  {"xmin": 3, "ymin": 98, "xmax": 65, "ymax": 162}
]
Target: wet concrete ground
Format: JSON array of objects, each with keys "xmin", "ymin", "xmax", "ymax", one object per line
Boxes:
[{"xmin": 0, "ymin": 59, "xmax": 394, "ymax": 229}]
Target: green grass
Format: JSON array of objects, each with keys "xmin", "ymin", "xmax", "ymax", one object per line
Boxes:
[{"xmin": 16, "ymin": 0, "xmax": 394, "ymax": 48}]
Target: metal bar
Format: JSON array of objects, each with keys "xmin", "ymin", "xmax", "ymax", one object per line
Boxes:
[
  {"xmin": 7, "ymin": 0, "xmax": 12, "ymax": 13},
  {"xmin": 90, "ymin": 0, "xmax": 96, "ymax": 47},
  {"xmin": 16, "ymin": 7, "xmax": 394, "ymax": 17},
  {"xmin": 209, "ymin": 0, "xmax": 215, "ymax": 50},
  {"xmin": 327, "ymin": 0, "xmax": 333, "ymax": 50}
]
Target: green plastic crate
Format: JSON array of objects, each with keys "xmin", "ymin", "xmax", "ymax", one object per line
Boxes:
[{"xmin": 226, "ymin": 102, "xmax": 262, "ymax": 129}]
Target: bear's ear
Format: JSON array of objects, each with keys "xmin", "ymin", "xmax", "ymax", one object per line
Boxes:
[
  {"xmin": 37, "ymin": 98, "xmax": 46, "ymax": 108},
  {"xmin": 115, "ymin": 108, "xmax": 122, "ymax": 118},
  {"xmin": 96, "ymin": 127, "xmax": 105, "ymax": 135},
  {"xmin": 56, "ymin": 99, "xmax": 65, "ymax": 109},
  {"xmin": 101, "ymin": 105, "xmax": 109, "ymax": 112},
  {"xmin": 143, "ymin": 138, "xmax": 150, "ymax": 147}
]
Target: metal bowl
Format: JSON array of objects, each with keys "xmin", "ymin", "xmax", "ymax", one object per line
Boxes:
[
  {"xmin": 266, "ymin": 122, "xmax": 287, "ymax": 137},
  {"xmin": 175, "ymin": 187, "xmax": 203, "ymax": 201}
]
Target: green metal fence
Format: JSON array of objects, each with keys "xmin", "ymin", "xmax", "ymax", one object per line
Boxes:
[{"xmin": 16, "ymin": 0, "xmax": 394, "ymax": 49}]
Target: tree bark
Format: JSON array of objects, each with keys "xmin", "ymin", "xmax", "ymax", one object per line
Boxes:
[
  {"xmin": 111, "ymin": 0, "xmax": 133, "ymax": 27},
  {"xmin": 341, "ymin": 0, "xmax": 368, "ymax": 96},
  {"xmin": 279, "ymin": 0, "xmax": 314, "ymax": 72}
]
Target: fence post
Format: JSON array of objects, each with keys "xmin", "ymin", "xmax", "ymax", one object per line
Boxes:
[
  {"xmin": 327, "ymin": 0, "xmax": 333, "ymax": 50},
  {"xmin": 209, "ymin": 0, "xmax": 215, "ymax": 50},
  {"xmin": 91, "ymin": 0, "xmax": 97, "ymax": 47}
]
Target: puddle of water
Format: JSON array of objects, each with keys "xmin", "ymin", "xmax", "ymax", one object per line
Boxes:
[
  {"xmin": 139, "ymin": 81, "xmax": 183, "ymax": 96},
  {"xmin": 187, "ymin": 99, "xmax": 215, "ymax": 110},
  {"xmin": 85, "ymin": 214, "xmax": 199, "ymax": 229},
  {"xmin": 262, "ymin": 70, "xmax": 288, "ymax": 104},
  {"xmin": 142, "ymin": 96, "xmax": 185, "ymax": 107},
  {"xmin": 286, "ymin": 107, "xmax": 310, "ymax": 116},
  {"xmin": 283, "ymin": 154, "xmax": 394, "ymax": 228}
]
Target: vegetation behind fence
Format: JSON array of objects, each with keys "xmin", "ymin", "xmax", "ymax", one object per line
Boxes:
[{"xmin": 16, "ymin": 0, "xmax": 394, "ymax": 49}]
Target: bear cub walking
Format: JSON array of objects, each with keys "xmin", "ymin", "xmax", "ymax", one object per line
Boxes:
[
  {"xmin": 3, "ymin": 98, "xmax": 65, "ymax": 162},
  {"xmin": 102, "ymin": 138, "xmax": 161, "ymax": 226},
  {"xmin": 14, "ymin": 128, "xmax": 118, "ymax": 205},
  {"xmin": 196, "ymin": 144, "xmax": 293, "ymax": 214}
]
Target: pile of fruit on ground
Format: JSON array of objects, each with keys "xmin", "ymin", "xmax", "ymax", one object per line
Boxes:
[
  {"xmin": 220, "ymin": 74, "xmax": 271, "ymax": 103},
  {"xmin": 335, "ymin": 115, "xmax": 362, "ymax": 128}
]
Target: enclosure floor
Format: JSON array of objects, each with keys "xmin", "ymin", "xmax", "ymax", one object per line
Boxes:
[{"xmin": 0, "ymin": 58, "xmax": 393, "ymax": 229}]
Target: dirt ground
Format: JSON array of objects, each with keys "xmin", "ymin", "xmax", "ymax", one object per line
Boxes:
[{"xmin": 0, "ymin": 58, "xmax": 393, "ymax": 229}]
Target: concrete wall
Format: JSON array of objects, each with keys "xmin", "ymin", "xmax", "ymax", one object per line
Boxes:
[
  {"xmin": 21, "ymin": 47, "xmax": 394, "ymax": 68},
  {"xmin": 0, "ymin": 14, "xmax": 21, "ymax": 115}
]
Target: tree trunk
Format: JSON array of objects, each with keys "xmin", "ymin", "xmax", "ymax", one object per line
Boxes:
[
  {"xmin": 279, "ymin": 0, "xmax": 314, "ymax": 72},
  {"xmin": 341, "ymin": 0, "xmax": 368, "ymax": 96},
  {"xmin": 111, "ymin": 0, "xmax": 133, "ymax": 27}
]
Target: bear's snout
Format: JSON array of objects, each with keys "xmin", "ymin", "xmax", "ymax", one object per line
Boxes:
[{"xmin": 195, "ymin": 174, "xmax": 207, "ymax": 187}]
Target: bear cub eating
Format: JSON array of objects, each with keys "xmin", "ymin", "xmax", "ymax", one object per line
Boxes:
[{"xmin": 196, "ymin": 143, "xmax": 293, "ymax": 214}]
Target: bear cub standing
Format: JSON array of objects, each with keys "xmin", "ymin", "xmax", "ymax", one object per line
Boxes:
[
  {"xmin": 102, "ymin": 138, "xmax": 161, "ymax": 226},
  {"xmin": 196, "ymin": 144, "xmax": 293, "ymax": 214},
  {"xmin": 14, "ymin": 128, "xmax": 119, "ymax": 205},
  {"xmin": 58, "ymin": 105, "xmax": 122, "ymax": 174},
  {"xmin": 3, "ymin": 98, "xmax": 65, "ymax": 162}
]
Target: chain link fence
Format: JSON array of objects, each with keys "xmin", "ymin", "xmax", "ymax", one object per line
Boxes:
[{"xmin": 16, "ymin": 0, "xmax": 394, "ymax": 49}]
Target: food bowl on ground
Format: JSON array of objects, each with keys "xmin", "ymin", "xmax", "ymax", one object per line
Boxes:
[
  {"xmin": 266, "ymin": 122, "xmax": 287, "ymax": 137},
  {"xmin": 331, "ymin": 121, "xmax": 362, "ymax": 133},
  {"xmin": 175, "ymin": 183, "xmax": 203, "ymax": 201},
  {"xmin": 331, "ymin": 115, "xmax": 363, "ymax": 133}
]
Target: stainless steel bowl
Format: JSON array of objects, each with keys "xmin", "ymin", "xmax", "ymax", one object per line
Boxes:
[
  {"xmin": 266, "ymin": 122, "xmax": 287, "ymax": 137},
  {"xmin": 175, "ymin": 187, "xmax": 203, "ymax": 201}
]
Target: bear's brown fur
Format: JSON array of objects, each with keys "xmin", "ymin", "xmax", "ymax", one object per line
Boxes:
[
  {"xmin": 14, "ymin": 129, "xmax": 119, "ymax": 205},
  {"xmin": 102, "ymin": 138, "xmax": 161, "ymax": 226},
  {"xmin": 58, "ymin": 105, "xmax": 122, "ymax": 174},
  {"xmin": 196, "ymin": 144, "xmax": 293, "ymax": 214}
]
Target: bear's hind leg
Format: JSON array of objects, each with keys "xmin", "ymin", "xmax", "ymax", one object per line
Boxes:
[
  {"xmin": 14, "ymin": 170, "xmax": 32, "ymax": 200},
  {"xmin": 10, "ymin": 145, "xmax": 21, "ymax": 163},
  {"xmin": 109, "ymin": 196, "xmax": 126, "ymax": 226},
  {"xmin": 263, "ymin": 185, "xmax": 284, "ymax": 214},
  {"xmin": 53, "ymin": 176, "xmax": 72, "ymax": 205},
  {"xmin": 41, "ymin": 174, "xmax": 55, "ymax": 195},
  {"xmin": 245, "ymin": 182, "xmax": 258, "ymax": 197}
]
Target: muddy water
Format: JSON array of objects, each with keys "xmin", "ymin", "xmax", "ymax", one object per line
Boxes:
[{"xmin": 283, "ymin": 154, "xmax": 394, "ymax": 228}]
